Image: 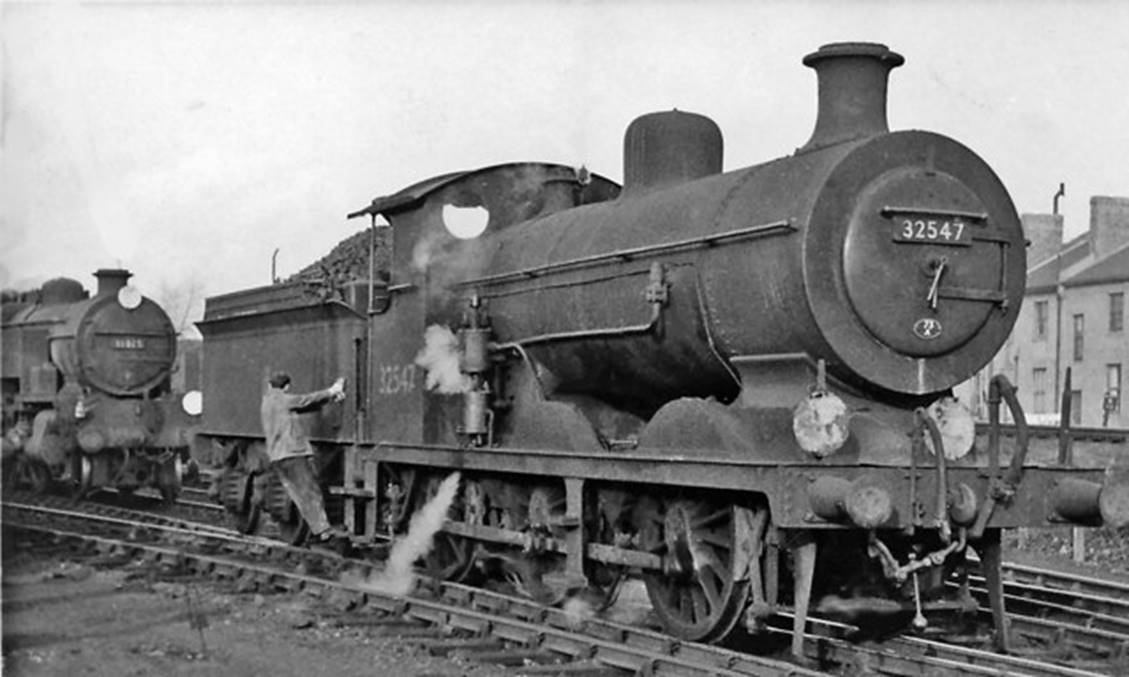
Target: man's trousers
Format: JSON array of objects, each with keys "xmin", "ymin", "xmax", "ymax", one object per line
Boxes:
[{"xmin": 272, "ymin": 456, "xmax": 331, "ymax": 536}]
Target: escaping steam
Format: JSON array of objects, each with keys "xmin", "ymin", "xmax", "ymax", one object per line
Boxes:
[
  {"xmin": 354, "ymin": 471, "xmax": 462, "ymax": 597},
  {"xmin": 411, "ymin": 229, "xmax": 443, "ymax": 272},
  {"xmin": 562, "ymin": 595, "xmax": 596, "ymax": 629},
  {"xmin": 414, "ymin": 325, "xmax": 472, "ymax": 394}
]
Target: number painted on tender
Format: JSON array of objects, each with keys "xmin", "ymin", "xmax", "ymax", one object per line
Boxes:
[
  {"xmin": 377, "ymin": 363, "xmax": 417, "ymax": 395},
  {"xmin": 894, "ymin": 217, "xmax": 971, "ymax": 246}
]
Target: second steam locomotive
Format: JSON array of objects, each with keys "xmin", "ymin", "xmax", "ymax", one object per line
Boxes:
[
  {"xmin": 2, "ymin": 269, "xmax": 196, "ymax": 500},
  {"xmin": 194, "ymin": 43, "xmax": 1129, "ymax": 654}
]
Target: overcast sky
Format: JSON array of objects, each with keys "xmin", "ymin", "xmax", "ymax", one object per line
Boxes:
[{"xmin": 3, "ymin": 1, "xmax": 1128, "ymax": 321}]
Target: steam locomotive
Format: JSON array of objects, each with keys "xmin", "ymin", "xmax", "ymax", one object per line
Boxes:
[
  {"xmin": 194, "ymin": 43, "xmax": 1129, "ymax": 654},
  {"xmin": 1, "ymin": 269, "xmax": 196, "ymax": 500}
]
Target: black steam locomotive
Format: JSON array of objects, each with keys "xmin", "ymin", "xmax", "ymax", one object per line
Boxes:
[
  {"xmin": 194, "ymin": 43, "xmax": 1129, "ymax": 654},
  {"xmin": 1, "ymin": 269, "xmax": 196, "ymax": 500}
]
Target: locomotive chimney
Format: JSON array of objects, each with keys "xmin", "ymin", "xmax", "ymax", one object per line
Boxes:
[
  {"xmin": 800, "ymin": 42, "xmax": 904, "ymax": 153},
  {"xmin": 94, "ymin": 268, "xmax": 132, "ymax": 296},
  {"xmin": 622, "ymin": 110, "xmax": 723, "ymax": 196}
]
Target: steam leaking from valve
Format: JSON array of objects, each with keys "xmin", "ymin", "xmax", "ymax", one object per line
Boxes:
[
  {"xmin": 355, "ymin": 471, "xmax": 462, "ymax": 597},
  {"xmin": 414, "ymin": 325, "xmax": 471, "ymax": 394}
]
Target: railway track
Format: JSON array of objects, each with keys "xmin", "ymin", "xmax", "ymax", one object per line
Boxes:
[
  {"xmin": 1, "ymin": 500, "xmax": 819, "ymax": 676},
  {"xmin": 5, "ymin": 489, "xmax": 229, "ymax": 535},
  {"xmin": 1001, "ymin": 561, "xmax": 1129, "ymax": 627},
  {"xmin": 6, "ymin": 498, "xmax": 1129, "ymax": 676},
  {"xmin": 957, "ymin": 566, "xmax": 1129, "ymax": 670}
]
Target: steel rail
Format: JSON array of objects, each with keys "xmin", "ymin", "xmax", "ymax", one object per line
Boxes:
[
  {"xmin": 1003, "ymin": 561, "xmax": 1129, "ymax": 603},
  {"xmin": 7, "ymin": 491, "xmax": 230, "ymax": 535},
  {"xmin": 3, "ymin": 500, "xmax": 241, "ymax": 541},
  {"xmin": 7, "ymin": 498, "xmax": 1126, "ymax": 675},
  {"xmin": 975, "ymin": 423, "xmax": 1128, "ymax": 440},
  {"xmin": 770, "ymin": 612, "xmax": 1112, "ymax": 677},
  {"xmin": 1005, "ymin": 611, "xmax": 1129, "ymax": 659},
  {"xmin": 0, "ymin": 505, "xmax": 826, "ymax": 677},
  {"xmin": 957, "ymin": 565, "xmax": 1129, "ymax": 644}
]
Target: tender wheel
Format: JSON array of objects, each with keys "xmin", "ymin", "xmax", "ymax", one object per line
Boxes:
[
  {"xmin": 218, "ymin": 469, "xmax": 260, "ymax": 535},
  {"xmin": 234, "ymin": 503, "xmax": 262, "ymax": 535},
  {"xmin": 639, "ymin": 500, "xmax": 751, "ymax": 643},
  {"xmin": 156, "ymin": 454, "xmax": 183, "ymax": 504},
  {"xmin": 268, "ymin": 490, "xmax": 310, "ymax": 546},
  {"xmin": 260, "ymin": 468, "xmax": 312, "ymax": 545}
]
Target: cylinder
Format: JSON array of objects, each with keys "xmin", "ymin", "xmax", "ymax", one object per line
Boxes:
[
  {"xmin": 461, "ymin": 327, "xmax": 491, "ymax": 374},
  {"xmin": 462, "ymin": 389, "xmax": 489, "ymax": 436}
]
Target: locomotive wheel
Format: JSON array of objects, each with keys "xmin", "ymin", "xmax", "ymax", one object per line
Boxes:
[
  {"xmin": 418, "ymin": 476, "xmax": 478, "ymax": 582},
  {"xmin": 496, "ymin": 553, "xmax": 569, "ymax": 606},
  {"xmin": 14, "ymin": 456, "xmax": 52, "ymax": 494},
  {"xmin": 63, "ymin": 455, "xmax": 92, "ymax": 502},
  {"xmin": 423, "ymin": 533, "xmax": 478, "ymax": 583},
  {"xmin": 0, "ymin": 458, "xmax": 16, "ymax": 493},
  {"xmin": 640, "ymin": 500, "xmax": 751, "ymax": 643}
]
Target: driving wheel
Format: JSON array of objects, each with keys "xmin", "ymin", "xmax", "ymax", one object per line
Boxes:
[{"xmin": 640, "ymin": 500, "xmax": 751, "ymax": 643}]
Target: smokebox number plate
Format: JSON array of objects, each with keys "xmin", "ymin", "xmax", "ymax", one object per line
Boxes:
[
  {"xmin": 892, "ymin": 215, "xmax": 972, "ymax": 246},
  {"xmin": 112, "ymin": 337, "xmax": 146, "ymax": 350}
]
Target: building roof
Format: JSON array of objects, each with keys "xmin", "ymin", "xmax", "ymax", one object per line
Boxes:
[
  {"xmin": 1062, "ymin": 240, "xmax": 1129, "ymax": 288},
  {"xmin": 1026, "ymin": 232, "xmax": 1091, "ymax": 294}
]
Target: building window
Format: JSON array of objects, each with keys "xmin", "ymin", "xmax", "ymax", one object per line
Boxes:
[
  {"xmin": 1072, "ymin": 314, "xmax": 1084, "ymax": 362},
  {"xmin": 1032, "ymin": 367, "xmax": 1048, "ymax": 414},
  {"xmin": 1111, "ymin": 292, "xmax": 1125, "ymax": 333},
  {"xmin": 1035, "ymin": 300, "xmax": 1049, "ymax": 340},
  {"xmin": 1070, "ymin": 390, "xmax": 1083, "ymax": 425},
  {"xmin": 1107, "ymin": 364, "xmax": 1123, "ymax": 415}
]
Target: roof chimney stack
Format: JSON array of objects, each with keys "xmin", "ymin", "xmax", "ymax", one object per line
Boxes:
[{"xmin": 1090, "ymin": 196, "xmax": 1129, "ymax": 259}]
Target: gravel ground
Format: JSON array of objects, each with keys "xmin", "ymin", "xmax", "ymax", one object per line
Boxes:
[
  {"xmin": 1, "ymin": 534, "xmax": 504, "ymax": 677},
  {"xmin": 1004, "ymin": 525, "xmax": 1129, "ymax": 582}
]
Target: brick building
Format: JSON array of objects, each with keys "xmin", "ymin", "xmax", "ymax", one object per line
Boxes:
[{"xmin": 957, "ymin": 196, "xmax": 1129, "ymax": 427}]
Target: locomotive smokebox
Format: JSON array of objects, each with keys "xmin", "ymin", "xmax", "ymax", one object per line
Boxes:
[
  {"xmin": 801, "ymin": 42, "xmax": 904, "ymax": 152},
  {"xmin": 623, "ymin": 110, "xmax": 722, "ymax": 195},
  {"xmin": 94, "ymin": 268, "xmax": 133, "ymax": 296}
]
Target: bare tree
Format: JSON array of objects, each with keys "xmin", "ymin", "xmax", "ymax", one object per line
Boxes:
[{"xmin": 155, "ymin": 275, "xmax": 205, "ymax": 339}]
